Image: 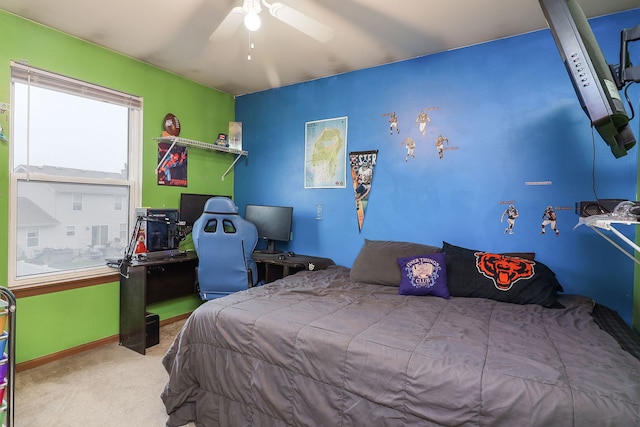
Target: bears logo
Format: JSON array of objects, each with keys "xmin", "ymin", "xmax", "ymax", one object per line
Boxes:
[{"xmin": 474, "ymin": 252, "xmax": 535, "ymax": 291}]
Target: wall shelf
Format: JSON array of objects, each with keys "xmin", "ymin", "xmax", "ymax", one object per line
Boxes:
[
  {"xmin": 575, "ymin": 214, "xmax": 640, "ymax": 265},
  {"xmin": 154, "ymin": 136, "xmax": 248, "ymax": 181}
]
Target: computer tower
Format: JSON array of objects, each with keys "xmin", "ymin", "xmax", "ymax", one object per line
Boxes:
[
  {"xmin": 133, "ymin": 208, "xmax": 180, "ymax": 258},
  {"xmin": 145, "ymin": 312, "xmax": 160, "ymax": 348}
]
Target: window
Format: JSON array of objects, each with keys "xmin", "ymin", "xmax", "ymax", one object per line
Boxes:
[
  {"xmin": 9, "ymin": 62, "xmax": 142, "ymax": 286},
  {"xmin": 119, "ymin": 223, "xmax": 127, "ymax": 242},
  {"xmin": 26, "ymin": 228, "xmax": 39, "ymax": 248},
  {"xmin": 92, "ymin": 225, "xmax": 109, "ymax": 246},
  {"xmin": 72, "ymin": 194, "xmax": 83, "ymax": 211}
]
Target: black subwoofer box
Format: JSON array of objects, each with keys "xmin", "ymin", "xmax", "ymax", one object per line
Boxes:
[
  {"xmin": 145, "ymin": 312, "xmax": 160, "ymax": 348},
  {"xmin": 575, "ymin": 199, "xmax": 627, "ymax": 217}
]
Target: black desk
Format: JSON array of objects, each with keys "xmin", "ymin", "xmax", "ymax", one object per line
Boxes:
[
  {"xmin": 252, "ymin": 252, "xmax": 335, "ymax": 283},
  {"xmin": 118, "ymin": 253, "xmax": 197, "ymax": 354},
  {"xmin": 117, "ymin": 251, "xmax": 333, "ymax": 354}
]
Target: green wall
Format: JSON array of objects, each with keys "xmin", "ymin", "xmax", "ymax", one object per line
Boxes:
[{"xmin": 0, "ymin": 10, "xmax": 235, "ymax": 364}]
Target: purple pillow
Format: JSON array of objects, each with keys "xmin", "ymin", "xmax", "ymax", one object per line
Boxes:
[{"xmin": 397, "ymin": 253, "xmax": 450, "ymax": 299}]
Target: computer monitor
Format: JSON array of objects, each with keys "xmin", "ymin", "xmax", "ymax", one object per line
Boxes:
[
  {"xmin": 179, "ymin": 193, "xmax": 228, "ymax": 228},
  {"xmin": 244, "ymin": 204, "xmax": 293, "ymax": 254},
  {"xmin": 538, "ymin": 0, "xmax": 636, "ymax": 158}
]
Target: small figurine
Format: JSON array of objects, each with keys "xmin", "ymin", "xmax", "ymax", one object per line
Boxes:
[{"xmin": 215, "ymin": 133, "xmax": 229, "ymax": 147}]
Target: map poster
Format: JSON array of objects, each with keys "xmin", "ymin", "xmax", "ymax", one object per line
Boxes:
[
  {"xmin": 304, "ymin": 116, "xmax": 348, "ymax": 188},
  {"xmin": 350, "ymin": 150, "xmax": 378, "ymax": 231}
]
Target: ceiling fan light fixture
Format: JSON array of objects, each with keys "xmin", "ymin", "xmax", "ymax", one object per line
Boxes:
[
  {"xmin": 210, "ymin": 0, "xmax": 334, "ymax": 43},
  {"xmin": 244, "ymin": 12, "xmax": 261, "ymax": 31}
]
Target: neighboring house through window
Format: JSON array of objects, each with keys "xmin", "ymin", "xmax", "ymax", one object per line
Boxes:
[{"xmin": 9, "ymin": 62, "xmax": 142, "ymax": 286}]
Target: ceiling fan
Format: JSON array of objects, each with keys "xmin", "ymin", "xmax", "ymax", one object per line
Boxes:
[{"xmin": 209, "ymin": 0, "xmax": 334, "ymax": 43}]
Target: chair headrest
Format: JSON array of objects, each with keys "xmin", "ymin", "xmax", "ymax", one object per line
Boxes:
[{"xmin": 202, "ymin": 197, "xmax": 238, "ymax": 214}]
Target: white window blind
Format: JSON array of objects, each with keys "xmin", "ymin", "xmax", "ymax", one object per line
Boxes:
[{"xmin": 10, "ymin": 61, "xmax": 142, "ymax": 109}]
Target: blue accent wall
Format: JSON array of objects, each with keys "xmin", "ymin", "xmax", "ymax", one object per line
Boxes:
[{"xmin": 235, "ymin": 9, "xmax": 640, "ymax": 325}]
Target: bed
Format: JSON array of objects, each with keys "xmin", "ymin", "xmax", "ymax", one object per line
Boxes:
[{"xmin": 161, "ymin": 240, "xmax": 640, "ymax": 426}]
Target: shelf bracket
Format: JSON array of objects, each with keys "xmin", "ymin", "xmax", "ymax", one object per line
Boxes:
[
  {"xmin": 154, "ymin": 138, "xmax": 179, "ymax": 175},
  {"xmin": 575, "ymin": 215, "xmax": 640, "ymax": 265},
  {"xmin": 222, "ymin": 154, "xmax": 244, "ymax": 181}
]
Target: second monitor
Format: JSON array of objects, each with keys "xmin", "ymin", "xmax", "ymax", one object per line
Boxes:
[
  {"xmin": 179, "ymin": 193, "xmax": 228, "ymax": 230},
  {"xmin": 244, "ymin": 204, "xmax": 293, "ymax": 254}
]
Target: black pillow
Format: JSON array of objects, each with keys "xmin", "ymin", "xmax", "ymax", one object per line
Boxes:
[{"xmin": 442, "ymin": 242, "xmax": 564, "ymax": 308}]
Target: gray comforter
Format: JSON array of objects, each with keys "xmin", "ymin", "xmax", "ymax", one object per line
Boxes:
[{"xmin": 161, "ymin": 265, "xmax": 640, "ymax": 426}]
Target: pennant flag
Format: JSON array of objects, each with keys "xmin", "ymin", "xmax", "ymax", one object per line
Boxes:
[{"xmin": 350, "ymin": 150, "xmax": 378, "ymax": 232}]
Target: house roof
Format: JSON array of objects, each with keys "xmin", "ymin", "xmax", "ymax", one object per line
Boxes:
[
  {"xmin": 15, "ymin": 165, "xmax": 126, "ymax": 180},
  {"xmin": 16, "ymin": 197, "xmax": 59, "ymax": 228}
]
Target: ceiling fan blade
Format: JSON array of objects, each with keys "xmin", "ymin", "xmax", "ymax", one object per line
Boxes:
[
  {"xmin": 209, "ymin": 6, "xmax": 245, "ymax": 42},
  {"xmin": 267, "ymin": 2, "xmax": 334, "ymax": 43}
]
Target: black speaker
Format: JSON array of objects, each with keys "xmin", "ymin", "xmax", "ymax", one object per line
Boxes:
[{"xmin": 575, "ymin": 199, "xmax": 627, "ymax": 217}]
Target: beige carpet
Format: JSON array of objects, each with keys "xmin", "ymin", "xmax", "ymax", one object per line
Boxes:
[{"xmin": 14, "ymin": 319, "xmax": 194, "ymax": 427}]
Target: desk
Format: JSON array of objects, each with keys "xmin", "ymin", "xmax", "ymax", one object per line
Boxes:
[
  {"xmin": 118, "ymin": 253, "xmax": 197, "ymax": 354},
  {"xmin": 117, "ymin": 251, "xmax": 332, "ymax": 354},
  {"xmin": 252, "ymin": 252, "xmax": 335, "ymax": 283}
]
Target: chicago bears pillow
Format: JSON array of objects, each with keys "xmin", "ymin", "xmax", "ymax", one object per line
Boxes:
[
  {"xmin": 397, "ymin": 253, "xmax": 450, "ymax": 299},
  {"xmin": 442, "ymin": 242, "xmax": 564, "ymax": 308}
]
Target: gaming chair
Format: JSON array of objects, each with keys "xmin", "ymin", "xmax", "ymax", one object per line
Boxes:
[{"xmin": 191, "ymin": 197, "xmax": 259, "ymax": 300}]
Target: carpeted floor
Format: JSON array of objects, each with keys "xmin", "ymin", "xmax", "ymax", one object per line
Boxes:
[{"xmin": 14, "ymin": 319, "xmax": 194, "ymax": 427}]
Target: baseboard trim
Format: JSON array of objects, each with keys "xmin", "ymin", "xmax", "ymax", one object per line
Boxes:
[
  {"xmin": 16, "ymin": 313, "xmax": 191, "ymax": 372},
  {"xmin": 16, "ymin": 335, "xmax": 118, "ymax": 372}
]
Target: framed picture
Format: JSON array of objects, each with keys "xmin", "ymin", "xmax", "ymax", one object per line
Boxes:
[
  {"xmin": 304, "ymin": 116, "xmax": 348, "ymax": 188},
  {"xmin": 228, "ymin": 121, "xmax": 242, "ymax": 150}
]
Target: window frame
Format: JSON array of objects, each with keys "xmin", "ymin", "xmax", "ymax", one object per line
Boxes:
[{"xmin": 8, "ymin": 62, "xmax": 142, "ymax": 288}]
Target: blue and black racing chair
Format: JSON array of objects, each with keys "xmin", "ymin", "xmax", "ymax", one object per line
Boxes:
[{"xmin": 192, "ymin": 197, "xmax": 258, "ymax": 300}]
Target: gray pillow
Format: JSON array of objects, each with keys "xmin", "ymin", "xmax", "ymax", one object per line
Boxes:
[{"xmin": 350, "ymin": 239, "xmax": 441, "ymax": 286}]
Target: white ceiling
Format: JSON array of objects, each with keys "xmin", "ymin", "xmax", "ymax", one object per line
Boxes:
[{"xmin": 1, "ymin": 0, "xmax": 638, "ymax": 96}]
